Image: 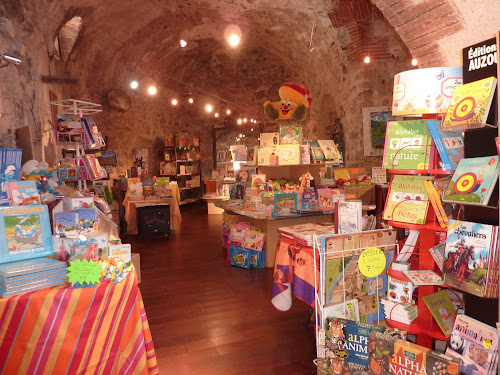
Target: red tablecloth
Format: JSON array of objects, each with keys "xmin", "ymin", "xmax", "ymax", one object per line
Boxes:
[
  {"xmin": 0, "ymin": 270, "xmax": 158, "ymax": 375},
  {"xmin": 271, "ymin": 236, "xmax": 319, "ymax": 311}
]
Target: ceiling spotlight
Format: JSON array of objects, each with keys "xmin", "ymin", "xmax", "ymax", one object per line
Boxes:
[
  {"xmin": 215, "ymin": 112, "xmax": 219, "ymax": 118},
  {"xmin": 251, "ymin": 128, "xmax": 253, "ymax": 131},
  {"xmin": 250, "ymin": 119, "xmax": 254, "ymax": 123},
  {"xmin": 205, "ymin": 104, "xmax": 213, "ymax": 112},
  {"xmin": 411, "ymin": 58, "xmax": 418, "ymax": 66},
  {"xmin": 130, "ymin": 81, "xmax": 139, "ymax": 89},
  {"xmin": 0, "ymin": 54, "xmax": 22, "ymax": 68},
  {"xmin": 225, "ymin": 25, "xmax": 242, "ymax": 48},
  {"xmin": 237, "ymin": 119, "xmax": 242, "ymax": 125},
  {"xmin": 243, "ymin": 118, "xmax": 247, "ymax": 123},
  {"xmin": 180, "ymin": 39, "xmax": 187, "ymax": 48},
  {"xmin": 171, "ymin": 99, "xmax": 178, "ymax": 106},
  {"xmin": 148, "ymin": 86, "xmax": 157, "ymax": 95},
  {"xmin": 188, "ymin": 97, "xmax": 194, "ymax": 104},
  {"xmin": 226, "ymin": 109, "xmax": 231, "ymax": 115},
  {"xmin": 363, "ymin": 56, "xmax": 370, "ymax": 64},
  {"xmin": 239, "ymin": 134, "xmax": 243, "ymax": 137}
]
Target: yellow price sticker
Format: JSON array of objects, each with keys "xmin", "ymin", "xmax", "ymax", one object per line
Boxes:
[
  {"xmin": 484, "ymin": 339, "xmax": 492, "ymax": 350},
  {"xmin": 358, "ymin": 247, "xmax": 386, "ymax": 278}
]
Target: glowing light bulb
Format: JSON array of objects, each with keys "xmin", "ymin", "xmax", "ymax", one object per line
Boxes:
[
  {"xmin": 228, "ymin": 34, "xmax": 240, "ymax": 47},
  {"xmin": 226, "ymin": 109, "xmax": 231, "ymax": 115},
  {"xmin": 251, "ymin": 128, "xmax": 254, "ymax": 131},
  {"xmin": 205, "ymin": 104, "xmax": 213, "ymax": 112},
  {"xmin": 215, "ymin": 112, "xmax": 219, "ymax": 118},
  {"xmin": 180, "ymin": 39, "xmax": 187, "ymax": 47},
  {"xmin": 171, "ymin": 99, "xmax": 178, "ymax": 106},
  {"xmin": 237, "ymin": 119, "xmax": 242, "ymax": 125},
  {"xmin": 148, "ymin": 86, "xmax": 157, "ymax": 95},
  {"xmin": 363, "ymin": 56, "xmax": 370, "ymax": 64},
  {"xmin": 130, "ymin": 81, "xmax": 138, "ymax": 89},
  {"xmin": 243, "ymin": 118, "xmax": 247, "ymax": 123},
  {"xmin": 250, "ymin": 119, "xmax": 254, "ymax": 123},
  {"xmin": 411, "ymin": 58, "xmax": 418, "ymax": 66},
  {"xmin": 188, "ymin": 98, "xmax": 194, "ymax": 104}
]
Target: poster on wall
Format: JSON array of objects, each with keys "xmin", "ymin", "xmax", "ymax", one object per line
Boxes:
[
  {"xmin": 132, "ymin": 148, "xmax": 149, "ymax": 175},
  {"xmin": 362, "ymin": 106, "xmax": 397, "ymax": 156}
]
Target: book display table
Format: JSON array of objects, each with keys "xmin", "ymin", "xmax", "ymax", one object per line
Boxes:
[
  {"xmin": 123, "ymin": 195, "xmax": 181, "ymax": 235},
  {"xmin": 0, "ymin": 271, "xmax": 158, "ymax": 375},
  {"xmin": 219, "ymin": 205, "xmax": 333, "ymax": 267}
]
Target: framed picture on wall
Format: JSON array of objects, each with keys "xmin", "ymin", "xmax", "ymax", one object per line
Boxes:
[
  {"xmin": 217, "ymin": 149, "xmax": 227, "ymax": 162},
  {"xmin": 362, "ymin": 106, "xmax": 398, "ymax": 156}
]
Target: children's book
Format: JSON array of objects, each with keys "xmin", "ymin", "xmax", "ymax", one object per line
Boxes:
[
  {"xmin": 383, "ymin": 175, "xmax": 433, "ymax": 224},
  {"xmin": 429, "ymin": 243, "xmax": 446, "ymax": 271},
  {"xmin": 259, "ymin": 132, "xmax": 279, "ymax": 147},
  {"xmin": 339, "ymin": 319, "xmax": 386, "ymax": 368},
  {"xmin": 272, "ymin": 193, "xmax": 298, "ymax": 218},
  {"xmin": 6, "ymin": 180, "xmax": 41, "ymax": 206},
  {"xmin": 0, "ymin": 205, "xmax": 53, "ymax": 264},
  {"xmin": 54, "ymin": 212, "xmax": 79, "ymax": 238},
  {"xmin": 277, "ymin": 145, "xmax": 300, "ymax": 165},
  {"xmin": 307, "ymin": 141, "xmax": 325, "ymax": 161},
  {"xmin": 382, "ymin": 120, "xmax": 435, "ymax": 170},
  {"xmin": 323, "ymin": 299, "xmax": 360, "ymax": 321},
  {"xmin": 302, "ymin": 187, "xmax": 318, "ymax": 210},
  {"xmin": 0, "ymin": 148, "xmax": 23, "ymax": 206},
  {"xmin": 426, "ymin": 120, "xmax": 464, "ymax": 171},
  {"xmin": 108, "ymin": 243, "xmax": 131, "ymax": 263},
  {"xmin": 443, "ymin": 220, "xmax": 496, "ymax": 297},
  {"xmin": 300, "ymin": 144, "xmax": 311, "ymax": 164},
  {"xmin": 229, "ymin": 223, "xmax": 253, "ymax": 244},
  {"xmin": 403, "ymin": 269, "xmax": 443, "ymax": 286},
  {"xmin": 422, "ymin": 290, "xmax": 456, "ymax": 338},
  {"xmin": 388, "ymin": 276, "xmax": 415, "ymax": 303},
  {"xmin": 70, "ymin": 208, "xmax": 98, "ymax": 236},
  {"xmin": 240, "ymin": 230, "xmax": 266, "ymax": 251},
  {"xmin": 442, "ymin": 156, "xmax": 499, "ymax": 206},
  {"xmin": 425, "ymin": 350, "xmax": 461, "ymax": 375},
  {"xmin": 0, "ymin": 257, "xmax": 66, "ymax": 279},
  {"xmin": 318, "ymin": 140, "xmax": 342, "ymax": 161},
  {"xmin": 279, "ymin": 124, "xmax": 301, "ymax": 145},
  {"xmin": 251, "ymin": 174, "xmax": 266, "ymax": 188},
  {"xmin": 442, "ymin": 76, "xmax": 497, "ymax": 130},
  {"xmin": 334, "ymin": 200, "xmax": 362, "ymax": 234},
  {"xmin": 445, "ymin": 315, "xmax": 499, "ymax": 375},
  {"xmin": 317, "ymin": 188, "xmax": 333, "ymax": 210}
]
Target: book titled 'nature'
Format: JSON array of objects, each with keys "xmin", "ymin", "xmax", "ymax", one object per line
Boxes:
[
  {"xmin": 383, "ymin": 120, "xmax": 434, "ymax": 170},
  {"xmin": 383, "ymin": 175, "xmax": 433, "ymax": 224}
]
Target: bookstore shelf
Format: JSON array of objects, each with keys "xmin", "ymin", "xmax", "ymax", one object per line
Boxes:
[
  {"xmin": 385, "ymin": 316, "xmax": 449, "ymax": 341},
  {"xmin": 387, "ymin": 169, "xmax": 455, "ymax": 176},
  {"xmin": 388, "ymin": 220, "xmax": 448, "ymax": 233}
]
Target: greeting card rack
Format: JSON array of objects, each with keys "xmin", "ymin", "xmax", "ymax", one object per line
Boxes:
[{"xmin": 49, "ymin": 99, "xmax": 104, "ymax": 191}]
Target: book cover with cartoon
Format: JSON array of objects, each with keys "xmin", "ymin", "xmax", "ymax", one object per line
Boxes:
[
  {"xmin": 422, "ymin": 290, "xmax": 457, "ymax": 337},
  {"xmin": 0, "ymin": 205, "xmax": 53, "ymax": 263},
  {"xmin": 443, "ymin": 220, "xmax": 496, "ymax": 297}
]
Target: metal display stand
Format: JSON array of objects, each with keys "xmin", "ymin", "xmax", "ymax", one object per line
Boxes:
[{"xmin": 49, "ymin": 99, "xmax": 103, "ymax": 191}]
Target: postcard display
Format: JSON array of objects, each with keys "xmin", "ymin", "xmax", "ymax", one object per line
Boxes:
[{"xmin": 375, "ymin": 36, "xmax": 500, "ymax": 363}]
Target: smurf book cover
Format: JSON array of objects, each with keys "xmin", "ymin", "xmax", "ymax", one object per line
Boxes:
[{"xmin": 0, "ymin": 205, "xmax": 53, "ymax": 263}]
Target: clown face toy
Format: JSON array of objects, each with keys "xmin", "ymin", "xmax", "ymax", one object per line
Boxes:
[{"xmin": 264, "ymin": 82, "xmax": 312, "ymax": 121}]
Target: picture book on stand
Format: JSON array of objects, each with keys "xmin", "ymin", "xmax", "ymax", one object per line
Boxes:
[
  {"xmin": 0, "ymin": 205, "xmax": 53, "ymax": 263},
  {"xmin": 443, "ymin": 219, "xmax": 497, "ymax": 297},
  {"xmin": 382, "ymin": 120, "xmax": 434, "ymax": 170},
  {"xmin": 445, "ymin": 314, "xmax": 499, "ymax": 375},
  {"xmin": 422, "ymin": 289, "xmax": 456, "ymax": 338},
  {"xmin": 382, "ymin": 175, "xmax": 434, "ymax": 224},
  {"xmin": 442, "ymin": 76, "xmax": 497, "ymax": 131},
  {"xmin": 426, "ymin": 119, "xmax": 464, "ymax": 171},
  {"xmin": 442, "ymin": 156, "xmax": 499, "ymax": 206}
]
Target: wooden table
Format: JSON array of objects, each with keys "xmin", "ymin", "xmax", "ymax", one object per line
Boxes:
[{"xmin": 220, "ymin": 206, "xmax": 333, "ymax": 268}]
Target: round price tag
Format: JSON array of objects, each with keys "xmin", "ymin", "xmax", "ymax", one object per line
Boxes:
[{"xmin": 358, "ymin": 247, "xmax": 386, "ymax": 278}]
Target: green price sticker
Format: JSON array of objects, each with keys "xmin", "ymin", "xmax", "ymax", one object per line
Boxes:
[
  {"xmin": 66, "ymin": 259, "xmax": 102, "ymax": 286},
  {"xmin": 358, "ymin": 247, "xmax": 386, "ymax": 278}
]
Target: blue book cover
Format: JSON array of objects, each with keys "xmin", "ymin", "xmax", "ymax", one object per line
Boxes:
[
  {"xmin": 6, "ymin": 180, "xmax": 41, "ymax": 206},
  {"xmin": 0, "ymin": 257, "xmax": 66, "ymax": 278},
  {"xmin": 0, "ymin": 205, "xmax": 53, "ymax": 264},
  {"xmin": 70, "ymin": 208, "xmax": 98, "ymax": 235},
  {"xmin": 0, "ymin": 149, "xmax": 23, "ymax": 206},
  {"xmin": 426, "ymin": 120, "xmax": 464, "ymax": 171},
  {"xmin": 54, "ymin": 212, "xmax": 79, "ymax": 238}
]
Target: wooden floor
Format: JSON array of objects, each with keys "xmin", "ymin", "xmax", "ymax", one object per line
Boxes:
[{"xmin": 125, "ymin": 203, "xmax": 317, "ymax": 375}]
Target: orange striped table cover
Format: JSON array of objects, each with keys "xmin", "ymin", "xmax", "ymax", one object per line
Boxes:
[{"xmin": 0, "ymin": 269, "xmax": 159, "ymax": 375}]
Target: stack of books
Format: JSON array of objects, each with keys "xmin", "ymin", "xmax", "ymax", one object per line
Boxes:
[
  {"xmin": 0, "ymin": 257, "xmax": 67, "ymax": 298},
  {"xmin": 381, "ymin": 298, "xmax": 418, "ymax": 324},
  {"xmin": 278, "ymin": 223, "xmax": 336, "ymax": 246}
]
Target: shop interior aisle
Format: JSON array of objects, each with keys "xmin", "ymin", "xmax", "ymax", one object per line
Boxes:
[{"xmin": 125, "ymin": 203, "xmax": 316, "ymax": 375}]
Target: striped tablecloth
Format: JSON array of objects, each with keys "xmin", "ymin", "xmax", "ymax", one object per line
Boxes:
[{"xmin": 0, "ymin": 270, "xmax": 159, "ymax": 375}]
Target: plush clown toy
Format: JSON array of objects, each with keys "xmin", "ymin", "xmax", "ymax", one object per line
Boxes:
[{"xmin": 264, "ymin": 82, "xmax": 312, "ymax": 121}]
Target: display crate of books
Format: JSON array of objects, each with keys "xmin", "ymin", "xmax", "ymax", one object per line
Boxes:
[{"xmin": 162, "ymin": 134, "xmax": 202, "ymax": 205}]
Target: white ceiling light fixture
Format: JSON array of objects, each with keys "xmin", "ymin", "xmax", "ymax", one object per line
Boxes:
[
  {"xmin": 225, "ymin": 25, "xmax": 241, "ymax": 48},
  {"xmin": 0, "ymin": 54, "xmax": 22, "ymax": 68},
  {"xmin": 180, "ymin": 39, "xmax": 187, "ymax": 48},
  {"xmin": 237, "ymin": 118, "xmax": 242, "ymax": 125},
  {"xmin": 364, "ymin": 56, "xmax": 370, "ymax": 64},
  {"xmin": 411, "ymin": 58, "xmax": 418, "ymax": 66},
  {"xmin": 148, "ymin": 86, "xmax": 157, "ymax": 95},
  {"xmin": 226, "ymin": 109, "xmax": 231, "ymax": 115},
  {"xmin": 205, "ymin": 104, "xmax": 213, "ymax": 113},
  {"xmin": 215, "ymin": 112, "xmax": 219, "ymax": 118},
  {"xmin": 130, "ymin": 80, "xmax": 139, "ymax": 89},
  {"xmin": 171, "ymin": 98, "xmax": 178, "ymax": 106},
  {"xmin": 188, "ymin": 97, "xmax": 194, "ymax": 104}
]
